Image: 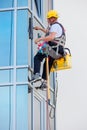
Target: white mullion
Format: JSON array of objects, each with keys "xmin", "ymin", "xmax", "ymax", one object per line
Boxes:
[{"xmin": 12, "ymin": 0, "xmax": 17, "ymax": 129}]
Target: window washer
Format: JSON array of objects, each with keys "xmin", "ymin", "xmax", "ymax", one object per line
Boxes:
[{"xmin": 31, "ymin": 10, "xmax": 66, "ymax": 88}]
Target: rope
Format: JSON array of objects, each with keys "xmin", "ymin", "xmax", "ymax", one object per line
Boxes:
[
  {"xmin": 44, "ymin": 23, "xmax": 60, "ymax": 130},
  {"xmin": 46, "ymin": 55, "xmax": 55, "ymax": 130},
  {"xmin": 46, "ymin": 57, "xmax": 50, "ymax": 130}
]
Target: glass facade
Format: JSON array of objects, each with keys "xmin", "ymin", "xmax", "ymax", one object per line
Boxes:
[
  {"xmin": 0, "ymin": 0, "xmax": 56, "ymax": 130},
  {"xmin": 0, "ymin": 0, "xmax": 28, "ymax": 130},
  {"xmin": 0, "ymin": 0, "xmax": 14, "ymax": 8},
  {"xmin": 16, "ymin": 10, "xmax": 28, "ymax": 65},
  {"xmin": 0, "ymin": 11, "xmax": 14, "ymax": 66}
]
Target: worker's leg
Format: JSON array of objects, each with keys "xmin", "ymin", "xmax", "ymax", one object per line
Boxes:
[
  {"xmin": 34, "ymin": 52, "xmax": 46, "ymax": 74},
  {"xmin": 42, "ymin": 57, "xmax": 54, "ymax": 80},
  {"xmin": 30, "ymin": 52, "xmax": 46, "ymax": 82},
  {"xmin": 40, "ymin": 57, "xmax": 54, "ymax": 89}
]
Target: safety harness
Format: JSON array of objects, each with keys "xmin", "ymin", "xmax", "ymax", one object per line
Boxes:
[
  {"xmin": 38, "ymin": 22, "xmax": 66, "ymax": 59},
  {"xmin": 51, "ymin": 22, "xmax": 66, "ymax": 46},
  {"xmin": 47, "ymin": 22, "xmax": 66, "ymax": 59}
]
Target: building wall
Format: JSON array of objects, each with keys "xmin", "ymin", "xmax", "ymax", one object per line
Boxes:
[{"xmin": 0, "ymin": 0, "xmax": 56, "ymax": 130}]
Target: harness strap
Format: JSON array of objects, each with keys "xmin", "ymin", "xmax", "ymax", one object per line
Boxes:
[
  {"xmin": 54, "ymin": 35, "xmax": 66, "ymax": 46},
  {"xmin": 50, "ymin": 36, "xmax": 65, "ymax": 56},
  {"xmin": 51, "ymin": 22, "xmax": 66, "ymax": 48}
]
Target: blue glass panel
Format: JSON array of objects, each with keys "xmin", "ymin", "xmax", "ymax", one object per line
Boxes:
[
  {"xmin": 0, "ymin": 11, "xmax": 14, "ymax": 66},
  {"xmin": 17, "ymin": 0, "xmax": 28, "ymax": 7},
  {"xmin": 0, "ymin": 0, "xmax": 14, "ymax": 8},
  {"xmin": 0, "ymin": 85, "xmax": 28, "ymax": 130},
  {"xmin": 0, "ymin": 70, "xmax": 13, "ymax": 83},
  {"xmin": 16, "ymin": 85, "xmax": 28, "ymax": 130},
  {"xmin": 0, "ymin": 87, "xmax": 11, "ymax": 130},
  {"xmin": 16, "ymin": 68, "xmax": 28, "ymax": 82},
  {"xmin": 16, "ymin": 10, "xmax": 28, "ymax": 65}
]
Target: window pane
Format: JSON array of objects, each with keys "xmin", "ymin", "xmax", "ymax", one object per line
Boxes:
[
  {"xmin": 16, "ymin": 10, "xmax": 28, "ymax": 65},
  {"xmin": 16, "ymin": 68, "xmax": 28, "ymax": 82},
  {"xmin": 17, "ymin": 0, "xmax": 28, "ymax": 7},
  {"xmin": 0, "ymin": 0, "xmax": 28, "ymax": 8},
  {"xmin": 34, "ymin": 0, "xmax": 41, "ymax": 17},
  {"xmin": 16, "ymin": 85, "xmax": 28, "ymax": 130},
  {"xmin": 0, "ymin": 12, "xmax": 14, "ymax": 66},
  {"xmin": 0, "ymin": 0, "xmax": 14, "ymax": 8},
  {"xmin": 0, "ymin": 69, "xmax": 13, "ymax": 84},
  {"xmin": 0, "ymin": 86, "xmax": 12, "ymax": 130}
]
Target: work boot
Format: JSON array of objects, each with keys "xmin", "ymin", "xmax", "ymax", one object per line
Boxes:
[{"xmin": 30, "ymin": 73, "xmax": 42, "ymax": 83}]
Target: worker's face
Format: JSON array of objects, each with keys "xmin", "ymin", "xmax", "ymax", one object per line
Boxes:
[{"xmin": 47, "ymin": 17, "xmax": 57, "ymax": 24}]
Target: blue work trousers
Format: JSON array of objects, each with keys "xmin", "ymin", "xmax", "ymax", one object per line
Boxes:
[{"xmin": 34, "ymin": 52, "xmax": 54, "ymax": 80}]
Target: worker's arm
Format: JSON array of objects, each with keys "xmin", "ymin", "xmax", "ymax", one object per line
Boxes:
[
  {"xmin": 33, "ymin": 26, "xmax": 48, "ymax": 33},
  {"xmin": 35, "ymin": 32, "xmax": 56, "ymax": 44}
]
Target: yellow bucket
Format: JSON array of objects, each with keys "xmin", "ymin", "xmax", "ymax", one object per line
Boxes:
[{"xmin": 51, "ymin": 54, "xmax": 72, "ymax": 72}]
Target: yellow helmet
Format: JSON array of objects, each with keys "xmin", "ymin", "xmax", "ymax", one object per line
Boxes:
[{"xmin": 47, "ymin": 10, "xmax": 59, "ymax": 19}]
